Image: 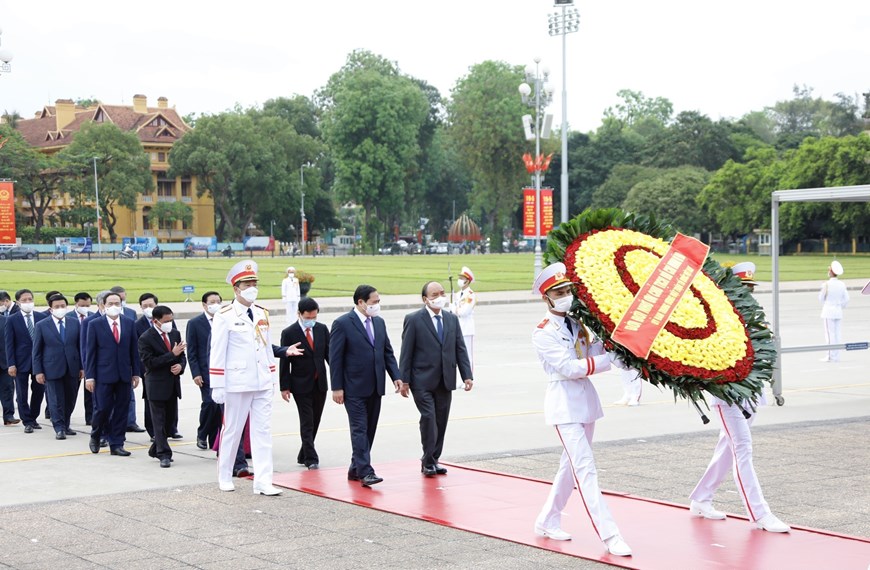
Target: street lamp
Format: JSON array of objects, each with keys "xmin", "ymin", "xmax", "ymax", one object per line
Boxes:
[
  {"xmin": 549, "ymin": 1, "xmax": 580, "ymax": 224},
  {"xmin": 519, "ymin": 58, "xmax": 554, "ymax": 277},
  {"xmin": 0, "ymin": 28, "xmax": 13, "ymax": 76},
  {"xmin": 300, "ymin": 162, "xmax": 313, "ymax": 255},
  {"xmin": 92, "ymin": 157, "xmax": 101, "ymax": 255}
]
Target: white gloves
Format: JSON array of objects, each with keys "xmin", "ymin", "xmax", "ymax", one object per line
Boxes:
[
  {"xmin": 608, "ymin": 352, "xmax": 627, "ymax": 369},
  {"xmin": 211, "ymin": 388, "xmax": 225, "ymax": 405}
]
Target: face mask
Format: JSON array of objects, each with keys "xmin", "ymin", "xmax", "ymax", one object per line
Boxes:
[
  {"xmin": 457, "ymin": 278, "xmax": 467, "ymax": 288},
  {"xmin": 143, "ymin": 307, "xmax": 154, "ymax": 319},
  {"xmin": 206, "ymin": 303, "xmax": 221, "ymax": 315},
  {"xmin": 550, "ymin": 296, "xmax": 573, "ymax": 313},
  {"xmin": 428, "ymin": 296, "xmax": 448, "ymax": 310},
  {"xmin": 105, "ymin": 306, "xmax": 122, "ymax": 318},
  {"xmin": 0, "ymin": 305, "xmax": 7, "ymax": 314},
  {"xmin": 240, "ymin": 287, "xmax": 258, "ymax": 303},
  {"xmin": 51, "ymin": 308, "xmax": 68, "ymax": 319},
  {"xmin": 301, "ymin": 318, "xmax": 317, "ymax": 329},
  {"xmin": 75, "ymin": 306, "xmax": 90, "ymax": 316},
  {"xmin": 19, "ymin": 302, "xmax": 35, "ymax": 313},
  {"xmin": 159, "ymin": 322, "xmax": 173, "ymax": 334},
  {"xmin": 288, "ymin": 273, "xmax": 295, "ymax": 278},
  {"xmin": 364, "ymin": 303, "xmax": 380, "ymax": 318}
]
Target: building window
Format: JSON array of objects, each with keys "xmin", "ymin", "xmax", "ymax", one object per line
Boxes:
[
  {"xmin": 94, "ymin": 109, "xmax": 105, "ymax": 123},
  {"xmin": 158, "ymin": 152, "xmax": 167, "ymax": 162},
  {"xmin": 142, "ymin": 206, "xmax": 151, "ymax": 230},
  {"xmin": 181, "ymin": 179, "xmax": 191, "ymax": 197},
  {"xmin": 157, "ymin": 178, "xmax": 175, "ymax": 201}
]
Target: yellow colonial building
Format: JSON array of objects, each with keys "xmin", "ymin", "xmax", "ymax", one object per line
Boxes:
[{"xmin": 15, "ymin": 94, "xmax": 214, "ymax": 241}]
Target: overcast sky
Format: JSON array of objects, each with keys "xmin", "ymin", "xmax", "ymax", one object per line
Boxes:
[{"xmin": 2, "ymin": 1, "xmax": 868, "ymax": 132}]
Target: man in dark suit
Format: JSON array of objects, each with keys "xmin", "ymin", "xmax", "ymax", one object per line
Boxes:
[
  {"xmin": 85, "ymin": 292, "xmax": 141, "ymax": 456},
  {"xmin": 32, "ymin": 294, "xmax": 83, "ymax": 439},
  {"xmin": 138, "ymin": 305, "xmax": 186, "ymax": 468},
  {"xmin": 329, "ymin": 285, "xmax": 403, "ymax": 487},
  {"xmin": 134, "ymin": 292, "xmax": 179, "ymax": 439},
  {"xmin": 0, "ymin": 290, "xmax": 19, "ymax": 425},
  {"xmin": 110, "ymin": 285, "xmax": 143, "ymax": 433},
  {"xmin": 400, "ymin": 281, "xmax": 474, "ymax": 477},
  {"xmin": 80, "ymin": 290, "xmax": 109, "ymax": 429},
  {"xmin": 5, "ymin": 289, "xmax": 48, "ymax": 432},
  {"xmin": 186, "ymin": 291, "xmax": 223, "ymax": 450},
  {"xmin": 281, "ymin": 297, "xmax": 330, "ymax": 470}
]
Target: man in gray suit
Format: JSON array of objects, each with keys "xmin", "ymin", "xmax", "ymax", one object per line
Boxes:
[{"xmin": 400, "ymin": 281, "xmax": 473, "ymax": 477}]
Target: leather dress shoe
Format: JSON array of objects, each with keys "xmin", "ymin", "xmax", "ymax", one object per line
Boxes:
[
  {"xmin": 534, "ymin": 524, "xmax": 572, "ymax": 541},
  {"xmin": 219, "ymin": 480, "xmax": 235, "ymax": 492},
  {"xmin": 100, "ymin": 439, "xmax": 108, "ymax": 448},
  {"xmin": 196, "ymin": 438, "xmax": 208, "ymax": 450},
  {"xmin": 347, "ymin": 472, "xmax": 360, "ymax": 481},
  {"xmin": 64, "ymin": 428, "xmax": 77, "ymax": 436},
  {"xmin": 689, "ymin": 500, "xmax": 726, "ymax": 520},
  {"xmin": 32, "ymin": 423, "xmax": 42, "ymax": 430},
  {"xmin": 126, "ymin": 424, "xmax": 145, "ymax": 433},
  {"xmin": 421, "ymin": 465, "xmax": 437, "ymax": 477},
  {"xmin": 23, "ymin": 425, "xmax": 34, "ymax": 434},
  {"xmin": 361, "ymin": 473, "xmax": 383, "ymax": 487},
  {"xmin": 170, "ymin": 432, "xmax": 183, "ymax": 439},
  {"xmin": 253, "ymin": 485, "xmax": 283, "ymax": 496},
  {"xmin": 434, "ymin": 464, "xmax": 448, "ymax": 475},
  {"xmin": 55, "ymin": 431, "xmax": 66, "ymax": 440},
  {"xmin": 4, "ymin": 418, "xmax": 21, "ymax": 425},
  {"xmin": 159, "ymin": 457, "xmax": 171, "ymax": 468},
  {"xmin": 756, "ymin": 513, "xmax": 790, "ymax": 533},
  {"xmin": 110, "ymin": 447, "xmax": 132, "ymax": 456},
  {"xmin": 604, "ymin": 535, "xmax": 633, "ymax": 557},
  {"xmin": 233, "ymin": 467, "xmax": 252, "ymax": 478},
  {"xmin": 307, "ymin": 463, "xmax": 319, "ymax": 470},
  {"xmin": 89, "ymin": 438, "xmax": 100, "ymax": 454}
]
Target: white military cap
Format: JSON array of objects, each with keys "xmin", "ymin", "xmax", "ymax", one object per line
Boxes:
[
  {"xmin": 731, "ymin": 261, "xmax": 757, "ymax": 285},
  {"xmin": 459, "ymin": 266, "xmax": 475, "ymax": 282},
  {"xmin": 532, "ymin": 262, "xmax": 572, "ymax": 295},
  {"xmin": 227, "ymin": 260, "xmax": 259, "ymax": 286},
  {"xmin": 830, "ymin": 260, "xmax": 844, "ymax": 276}
]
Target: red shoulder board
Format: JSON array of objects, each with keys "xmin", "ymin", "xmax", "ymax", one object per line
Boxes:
[{"xmin": 537, "ymin": 318, "xmax": 549, "ymax": 329}]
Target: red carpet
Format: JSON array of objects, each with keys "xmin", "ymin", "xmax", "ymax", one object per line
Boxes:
[{"xmin": 273, "ymin": 460, "xmax": 870, "ymax": 569}]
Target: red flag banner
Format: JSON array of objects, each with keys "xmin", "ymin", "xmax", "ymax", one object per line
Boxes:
[
  {"xmin": 0, "ymin": 181, "xmax": 16, "ymax": 245},
  {"xmin": 611, "ymin": 233, "xmax": 710, "ymax": 359},
  {"xmin": 522, "ymin": 188, "xmax": 554, "ymax": 238}
]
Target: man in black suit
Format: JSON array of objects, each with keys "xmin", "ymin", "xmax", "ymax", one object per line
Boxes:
[
  {"xmin": 32, "ymin": 294, "xmax": 83, "ymax": 439},
  {"xmin": 329, "ymin": 285, "xmax": 403, "ymax": 487},
  {"xmin": 110, "ymin": 285, "xmax": 143, "ymax": 433},
  {"xmin": 5, "ymin": 288, "xmax": 48, "ymax": 432},
  {"xmin": 280, "ymin": 297, "xmax": 329, "ymax": 470},
  {"xmin": 400, "ymin": 281, "xmax": 474, "ymax": 477},
  {"xmin": 186, "ymin": 291, "xmax": 223, "ymax": 450},
  {"xmin": 134, "ymin": 292, "xmax": 180, "ymax": 439},
  {"xmin": 138, "ymin": 305, "xmax": 186, "ymax": 468},
  {"xmin": 0, "ymin": 291, "xmax": 20, "ymax": 426},
  {"xmin": 71, "ymin": 292, "xmax": 92, "ymax": 424}
]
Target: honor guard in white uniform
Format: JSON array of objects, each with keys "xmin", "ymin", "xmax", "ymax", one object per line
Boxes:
[
  {"xmin": 210, "ymin": 260, "xmax": 302, "ymax": 495},
  {"xmin": 282, "ymin": 267, "xmax": 301, "ymax": 323},
  {"xmin": 689, "ymin": 263, "xmax": 790, "ymax": 533},
  {"xmin": 453, "ymin": 266, "xmax": 477, "ymax": 366},
  {"xmin": 531, "ymin": 263, "xmax": 632, "ymax": 558},
  {"xmin": 818, "ymin": 260, "xmax": 849, "ymax": 362}
]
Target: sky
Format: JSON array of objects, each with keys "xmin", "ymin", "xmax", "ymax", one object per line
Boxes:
[{"xmin": 1, "ymin": 0, "xmax": 869, "ymax": 133}]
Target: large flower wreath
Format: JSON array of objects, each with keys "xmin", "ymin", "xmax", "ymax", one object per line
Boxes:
[{"xmin": 544, "ymin": 208, "xmax": 776, "ymax": 408}]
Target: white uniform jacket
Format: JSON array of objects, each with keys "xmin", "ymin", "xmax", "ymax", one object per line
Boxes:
[
  {"xmin": 819, "ymin": 277, "xmax": 849, "ymax": 319},
  {"xmin": 282, "ymin": 277, "xmax": 300, "ymax": 303},
  {"xmin": 209, "ymin": 300, "xmax": 277, "ymax": 392},
  {"xmin": 533, "ymin": 313, "xmax": 612, "ymax": 425},
  {"xmin": 454, "ymin": 288, "xmax": 476, "ymax": 337}
]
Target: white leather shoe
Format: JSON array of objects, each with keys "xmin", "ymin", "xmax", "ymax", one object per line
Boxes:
[
  {"xmin": 253, "ymin": 485, "xmax": 283, "ymax": 496},
  {"xmin": 690, "ymin": 500, "xmax": 726, "ymax": 520},
  {"xmin": 612, "ymin": 396, "xmax": 630, "ymax": 406},
  {"xmin": 534, "ymin": 524, "xmax": 572, "ymax": 541},
  {"xmin": 604, "ymin": 535, "xmax": 632, "ymax": 556},
  {"xmin": 627, "ymin": 400, "xmax": 640, "ymax": 407},
  {"xmin": 756, "ymin": 513, "xmax": 790, "ymax": 533},
  {"xmin": 218, "ymin": 480, "xmax": 235, "ymax": 492}
]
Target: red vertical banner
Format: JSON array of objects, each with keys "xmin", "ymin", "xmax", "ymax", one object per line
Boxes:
[
  {"xmin": 522, "ymin": 188, "xmax": 555, "ymax": 239},
  {"xmin": 302, "ymin": 219, "xmax": 308, "ymax": 243},
  {"xmin": 540, "ymin": 188, "xmax": 554, "ymax": 235},
  {"xmin": 0, "ymin": 181, "xmax": 17, "ymax": 245}
]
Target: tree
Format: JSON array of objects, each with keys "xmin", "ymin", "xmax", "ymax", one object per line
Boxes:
[
  {"xmin": 603, "ymin": 89, "xmax": 673, "ymax": 127},
  {"xmin": 60, "ymin": 122, "xmax": 153, "ymax": 243},
  {"xmin": 261, "ymin": 96, "xmax": 321, "ymax": 139},
  {"xmin": 147, "ymin": 201, "xmax": 192, "ymax": 240},
  {"xmin": 767, "ymin": 85, "xmax": 863, "ymax": 149},
  {"xmin": 591, "ymin": 164, "xmax": 663, "ymax": 209},
  {"xmin": 622, "ymin": 166, "xmax": 711, "ymax": 235},
  {"xmin": 642, "ymin": 111, "xmax": 740, "ymax": 171}
]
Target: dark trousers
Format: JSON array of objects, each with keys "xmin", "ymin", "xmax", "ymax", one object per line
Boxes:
[
  {"xmin": 412, "ymin": 385, "xmax": 453, "ymax": 466},
  {"xmin": 91, "ymin": 381, "xmax": 132, "ymax": 448},
  {"xmin": 198, "ymin": 382, "xmax": 222, "ymax": 446},
  {"xmin": 14, "ymin": 372, "xmax": 45, "ymax": 427},
  {"xmin": 0, "ymin": 368, "xmax": 15, "ymax": 421},
  {"xmin": 44, "ymin": 374, "xmax": 79, "ymax": 432},
  {"xmin": 344, "ymin": 393, "xmax": 381, "ymax": 478},
  {"xmin": 148, "ymin": 399, "xmax": 177, "ymax": 460},
  {"xmin": 83, "ymin": 388, "xmax": 93, "ymax": 424},
  {"xmin": 293, "ymin": 389, "xmax": 327, "ymax": 466},
  {"xmin": 143, "ymin": 389, "xmax": 178, "ymax": 437}
]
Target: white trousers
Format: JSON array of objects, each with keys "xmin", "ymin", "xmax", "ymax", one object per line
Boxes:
[
  {"xmin": 536, "ymin": 423, "xmax": 620, "ymax": 542},
  {"xmin": 823, "ymin": 318, "xmax": 842, "ymax": 361},
  {"xmin": 689, "ymin": 404, "xmax": 770, "ymax": 522},
  {"xmin": 218, "ymin": 389, "xmax": 274, "ymax": 488},
  {"xmin": 285, "ymin": 301, "xmax": 299, "ymax": 322},
  {"xmin": 620, "ymin": 369, "xmax": 642, "ymax": 404}
]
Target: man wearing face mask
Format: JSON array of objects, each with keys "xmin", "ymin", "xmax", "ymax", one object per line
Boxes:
[
  {"xmin": 134, "ymin": 292, "xmax": 179, "ymax": 439},
  {"xmin": 400, "ymin": 282, "xmax": 473, "ymax": 478},
  {"xmin": 280, "ymin": 297, "xmax": 330, "ymax": 470},
  {"xmin": 0, "ymin": 290, "xmax": 21, "ymax": 426},
  {"xmin": 187, "ymin": 291, "xmax": 224, "ymax": 451},
  {"xmin": 80, "ymin": 290, "xmax": 109, "ymax": 431},
  {"xmin": 138, "ymin": 305, "xmax": 186, "ymax": 468},
  {"xmin": 85, "ymin": 292, "xmax": 141, "ymax": 457},
  {"xmin": 5, "ymin": 289, "xmax": 48, "ymax": 433},
  {"xmin": 110, "ymin": 285, "xmax": 141, "ymax": 433},
  {"xmin": 281, "ymin": 267, "xmax": 301, "ymax": 323},
  {"xmin": 32, "ymin": 294, "xmax": 83, "ymax": 440},
  {"xmin": 329, "ymin": 285, "xmax": 403, "ymax": 487},
  {"xmin": 531, "ymin": 263, "xmax": 632, "ymax": 557},
  {"xmin": 451, "ymin": 266, "xmax": 477, "ymax": 368},
  {"xmin": 210, "ymin": 260, "xmax": 303, "ymax": 494}
]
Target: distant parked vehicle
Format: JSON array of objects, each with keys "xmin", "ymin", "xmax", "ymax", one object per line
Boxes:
[
  {"xmin": 379, "ymin": 242, "xmax": 402, "ymax": 255},
  {"xmin": 0, "ymin": 246, "xmax": 39, "ymax": 260}
]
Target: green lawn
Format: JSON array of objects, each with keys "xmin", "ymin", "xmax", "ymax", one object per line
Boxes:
[{"xmin": 0, "ymin": 252, "xmax": 865, "ymax": 302}]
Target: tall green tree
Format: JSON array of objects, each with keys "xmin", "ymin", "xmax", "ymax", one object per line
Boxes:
[
  {"xmin": 590, "ymin": 164, "xmax": 663, "ymax": 209},
  {"xmin": 603, "ymin": 89, "xmax": 673, "ymax": 127},
  {"xmin": 623, "ymin": 166, "xmax": 711, "ymax": 235},
  {"xmin": 642, "ymin": 111, "xmax": 740, "ymax": 171},
  {"xmin": 60, "ymin": 122, "xmax": 153, "ymax": 243},
  {"xmin": 147, "ymin": 201, "xmax": 192, "ymax": 240}
]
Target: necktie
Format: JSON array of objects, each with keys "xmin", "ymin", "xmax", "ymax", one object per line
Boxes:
[
  {"xmin": 112, "ymin": 320, "xmax": 120, "ymax": 343},
  {"xmin": 305, "ymin": 327, "xmax": 314, "ymax": 350},
  {"xmin": 162, "ymin": 332, "xmax": 171, "ymax": 351},
  {"xmin": 25, "ymin": 314, "xmax": 34, "ymax": 339},
  {"xmin": 80, "ymin": 314, "xmax": 85, "ymax": 324},
  {"xmin": 58, "ymin": 319, "xmax": 65, "ymax": 342},
  {"xmin": 564, "ymin": 317, "xmax": 573, "ymax": 334},
  {"xmin": 247, "ymin": 307, "xmax": 254, "ymax": 322},
  {"xmin": 435, "ymin": 314, "xmax": 443, "ymax": 342},
  {"xmin": 364, "ymin": 317, "xmax": 375, "ymax": 345}
]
